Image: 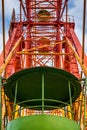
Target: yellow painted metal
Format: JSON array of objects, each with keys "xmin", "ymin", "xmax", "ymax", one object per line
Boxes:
[
  {"xmin": 17, "ymin": 51, "xmax": 70, "ymax": 55},
  {"xmin": 65, "ymin": 37, "xmax": 87, "ymax": 76},
  {"xmin": 17, "ymin": 40, "xmax": 66, "ymax": 53},
  {"xmin": 0, "ymin": 36, "xmax": 23, "ymax": 75}
]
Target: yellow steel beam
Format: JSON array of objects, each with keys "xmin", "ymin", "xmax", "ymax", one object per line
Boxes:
[
  {"xmin": 17, "ymin": 51, "xmax": 71, "ymax": 55},
  {"xmin": 65, "ymin": 37, "xmax": 87, "ymax": 76},
  {"xmin": 23, "ymin": 40, "xmax": 66, "ymax": 52},
  {"xmin": 0, "ymin": 36, "xmax": 23, "ymax": 75},
  {"xmin": 17, "ymin": 40, "xmax": 66, "ymax": 55}
]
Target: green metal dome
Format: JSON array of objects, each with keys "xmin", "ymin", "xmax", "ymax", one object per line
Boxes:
[
  {"xmin": 4, "ymin": 66, "xmax": 81, "ymax": 109},
  {"xmin": 7, "ymin": 115, "xmax": 80, "ymax": 130}
]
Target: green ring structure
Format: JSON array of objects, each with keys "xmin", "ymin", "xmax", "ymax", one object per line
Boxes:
[
  {"xmin": 4, "ymin": 66, "xmax": 81, "ymax": 130},
  {"xmin": 4, "ymin": 66, "xmax": 81, "ymax": 109}
]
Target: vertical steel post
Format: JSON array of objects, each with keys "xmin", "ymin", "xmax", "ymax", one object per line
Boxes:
[
  {"xmin": 20, "ymin": 1, "xmax": 22, "ymax": 33},
  {"xmin": 0, "ymin": 77, "xmax": 2, "ymax": 130},
  {"xmin": 66, "ymin": 0, "xmax": 68, "ymax": 35},
  {"xmin": 68, "ymin": 80, "xmax": 73, "ymax": 118},
  {"xmin": 82, "ymin": 0, "xmax": 86, "ymax": 64},
  {"xmin": 84, "ymin": 77, "xmax": 87, "ymax": 130},
  {"xmin": 42, "ymin": 73, "xmax": 44, "ymax": 114},
  {"xmin": 2, "ymin": 0, "xmax": 5, "ymax": 64},
  {"xmin": 13, "ymin": 81, "xmax": 18, "ymax": 118},
  {"xmin": 68, "ymin": 80, "xmax": 72, "ymax": 106}
]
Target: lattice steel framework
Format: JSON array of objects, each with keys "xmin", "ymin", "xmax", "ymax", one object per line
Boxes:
[{"xmin": 0, "ymin": 0, "xmax": 87, "ymax": 130}]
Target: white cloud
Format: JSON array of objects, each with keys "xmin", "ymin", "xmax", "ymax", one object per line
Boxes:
[
  {"xmin": 0, "ymin": 30, "xmax": 9, "ymax": 53},
  {"xmin": 4, "ymin": 0, "xmax": 19, "ymax": 17},
  {"xmin": 69, "ymin": 0, "xmax": 87, "ymax": 54},
  {"xmin": 85, "ymin": 33, "xmax": 87, "ymax": 54},
  {"xmin": 0, "ymin": 33, "xmax": 3, "ymax": 52},
  {"xmin": 0, "ymin": 0, "xmax": 20, "ymax": 53},
  {"xmin": 68, "ymin": 0, "xmax": 83, "ymax": 38}
]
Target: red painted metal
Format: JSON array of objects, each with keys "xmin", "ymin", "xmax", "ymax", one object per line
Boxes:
[
  {"xmin": 0, "ymin": 1, "xmax": 87, "ymax": 129},
  {"xmin": 69, "ymin": 27, "xmax": 87, "ymax": 67},
  {"xmin": 0, "ymin": 0, "xmax": 86, "ymax": 76}
]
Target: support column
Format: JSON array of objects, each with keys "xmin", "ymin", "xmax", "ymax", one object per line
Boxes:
[
  {"xmin": 84, "ymin": 77, "xmax": 87, "ymax": 130},
  {"xmin": 42, "ymin": 73, "xmax": 44, "ymax": 114},
  {"xmin": 68, "ymin": 80, "xmax": 73, "ymax": 119},
  {"xmin": 13, "ymin": 80, "xmax": 18, "ymax": 119}
]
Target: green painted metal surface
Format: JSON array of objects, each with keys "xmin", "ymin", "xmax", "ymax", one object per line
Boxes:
[
  {"xmin": 7, "ymin": 115, "xmax": 80, "ymax": 130},
  {"xmin": 4, "ymin": 67, "xmax": 81, "ymax": 109}
]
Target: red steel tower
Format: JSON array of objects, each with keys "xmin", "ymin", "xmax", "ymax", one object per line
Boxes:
[{"xmin": 0, "ymin": 0, "xmax": 87, "ymax": 130}]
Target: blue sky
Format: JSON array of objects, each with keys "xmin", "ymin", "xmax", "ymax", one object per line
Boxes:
[{"xmin": 0, "ymin": 0, "xmax": 87, "ymax": 53}]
